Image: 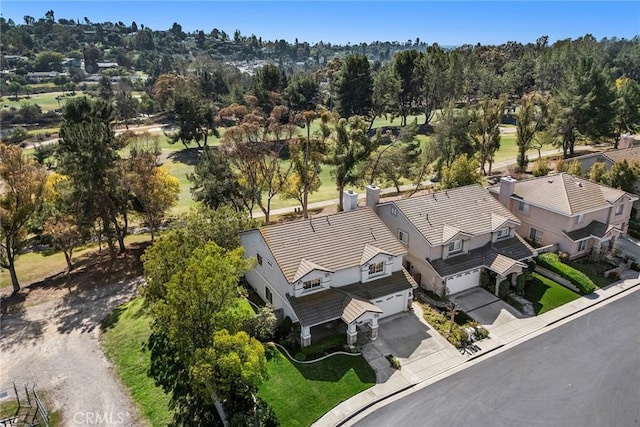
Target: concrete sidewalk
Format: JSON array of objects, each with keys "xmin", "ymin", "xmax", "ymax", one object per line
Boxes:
[{"xmin": 313, "ymin": 272, "xmax": 640, "ymax": 427}]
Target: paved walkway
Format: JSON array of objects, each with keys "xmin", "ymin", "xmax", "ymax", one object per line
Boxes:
[{"xmin": 313, "ymin": 272, "xmax": 640, "ymax": 427}]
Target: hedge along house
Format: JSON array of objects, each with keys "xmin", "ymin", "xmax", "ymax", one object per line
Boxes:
[
  {"xmin": 371, "ymin": 184, "xmax": 537, "ymax": 298},
  {"xmin": 240, "ymin": 202, "xmax": 416, "ymax": 347},
  {"xmin": 489, "ymin": 173, "xmax": 638, "ymax": 260}
]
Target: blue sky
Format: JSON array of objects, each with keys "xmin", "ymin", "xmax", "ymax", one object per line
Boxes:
[{"xmin": 2, "ymin": 1, "xmax": 639, "ymax": 46}]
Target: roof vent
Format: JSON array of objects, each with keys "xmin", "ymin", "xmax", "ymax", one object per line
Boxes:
[
  {"xmin": 576, "ymin": 182, "xmax": 583, "ymax": 188},
  {"xmin": 547, "ymin": 180, "xmax": 554, "ymax": 184}
]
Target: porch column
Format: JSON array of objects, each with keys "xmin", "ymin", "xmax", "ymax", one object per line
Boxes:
[
  {"xmin": 495, "ymin": 275, "xmax": 501, "ymax": 297},
  {"xmin": 370, "ymin": 315, "xmax": 379, "ymax": 341},
  {"xmin": 593, "ymin": 240, "xmax": 602, "ymax": 257},
  {"xmin": 346, "ymin": 323, "xmax": 357, "ymax": 346},
  {"xmin": 511, "ymin": 273, "xmax": 517, "ymax": 286},
  {"xmin": 301, "ymin": 326, "xmax": 311, "ymax": 348}
]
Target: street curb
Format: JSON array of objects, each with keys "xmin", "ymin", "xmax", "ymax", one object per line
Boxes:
[{"xmin": 331, "ymin": 280, "xmax": 640, "ymax": 427}]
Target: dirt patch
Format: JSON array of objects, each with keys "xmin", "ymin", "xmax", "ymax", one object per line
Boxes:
[{"xmin": 0, "ymin": 242, "xmax": 150, "ymax": 426}]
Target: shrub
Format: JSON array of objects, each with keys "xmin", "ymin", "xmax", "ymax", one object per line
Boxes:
[
  {"xmin": 532, "ymin": 157, "xmax": 550, "ymax": 177},
  {"xmin": 386, "ymin": 354, "xmax": 401, "ymax": 369},
  {"xmin": 631, "ymin": 262, "xmax": 640, "ymax": 272},
  {"xmin": 498, "ymin": 279, "xmax": 511, "ymax": 299},
  {"xmin": 276, "ymin": 316, "xmax": 292, "ymax": 341},
  {"xmin": 555, "ymin": 158, "xmax": 567, "ymax": 173},
  {"xmin": 536, "ymin": 253, "xmax": 596, "ymax": 294},
  {"xmin": 422, "ymin": 305, "xmax": 467, "ymax": 347},
  {"xmin": 515, "ymin": 274, "xmax": 526, "ymax": 296}
]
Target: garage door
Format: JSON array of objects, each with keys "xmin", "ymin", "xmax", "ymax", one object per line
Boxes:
[
  {"xmin": 374, "ymin": 292, "xmax": 407, "ymax": 318},
  {"xmin": 446, "ymin": 269, "xmax": 481, "ymax": 295}
]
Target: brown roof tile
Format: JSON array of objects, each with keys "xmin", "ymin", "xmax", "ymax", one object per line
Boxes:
[
  {"xmin": 388, "ymin": 184, "xmax": 520, "ymax": 246},
  {"xmin": 260, "ymin": 207, "xmax": 406, "ymax": 283}
]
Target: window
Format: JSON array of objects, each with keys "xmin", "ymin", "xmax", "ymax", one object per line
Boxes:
[
  {"xmin": 529, "ymin": 227, "xmax": 543, "ymax": 244},
  {"xmin": 615, "ymin": 204, "xmax": 624, "ymax": 215},
  {"xmin": 391, "ymin": 206, "xmax": 398, "ymax": 216},
  {"xmin": 303, "ymin": 278, "xmax": 321, "ymax": 290},
  {"xmin": 518, "ymin": 201, "xmax": 528, "ymax": 213},
  {"xmin": 448, "ymin": 239, "xmax": 462, "ymax": 254},
  {"xmin": 256, "ymin": 253, "xmax": 263, "ymax": 266},
  {"xmin": 265, "ymin": 287, "xmax": 273, "ymax": 304},
  {"xmin": 575, "ymin": 214, "xmax": 584, "ymax": 225},
  {"xmin": 496, "ymin": 228, "xmax": 510, "ymax": 239},
  {"xmin": 398, "ymin": 229, "xmax": 409, "ymax": 245},
  {"xmin": 578, "ymin": 240, "xmax": 588, "ymax": 252},
  {"xmin": 368, "ymin": 261, "xmax": 385, "ymax": 275}
]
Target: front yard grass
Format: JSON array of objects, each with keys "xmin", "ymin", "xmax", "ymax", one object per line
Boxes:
[
  {"xmin": 102, "ymin": 297, "xmax": 373, "ymax": 427},
  {"xmin": 258, "ymin": 348, "xmax": 375, "ymax": 427},
  {"xmin": 525, "ymin": 273, "xmax": 580, "ymax": 314}
]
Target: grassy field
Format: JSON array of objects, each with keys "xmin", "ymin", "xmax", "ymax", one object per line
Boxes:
[
  {"xmin": 525, "ymin": 272, "xmax": 580, "ymax": 314},
  {"xmin": 1, "ymin": 92, "xmax": 85, "ymax": 112},
  {"xmin": 101, "ymin": 298, "xmax": 173, "ymax": 427},
  {"xmin": 258, "ymin": 348, "xmax": 375, "ymax": 427},
  {"xmin": 0, "ymin": 234, "xmax": 152, "ymax": 290}
]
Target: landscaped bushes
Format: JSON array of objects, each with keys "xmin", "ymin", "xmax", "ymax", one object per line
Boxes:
[
  {"xmin": 421, "ymin": 305, "xmax": 467, "ymax": 348},
  {"xmin": 536, "ymin": 252, "xmax": 596, "ymax": 294}
]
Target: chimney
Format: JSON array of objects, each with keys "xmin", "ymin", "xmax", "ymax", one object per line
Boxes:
[
  {"xmin": 366, "ymin": 184, "xmax": 380, "ymax": 209},
  {"xmin": 498, "ymin": 176, "xmax": 517, "ymax": 209},
  {"xmin": 342, "ymin": 189, "xmax": 358, "ymax": 211}
]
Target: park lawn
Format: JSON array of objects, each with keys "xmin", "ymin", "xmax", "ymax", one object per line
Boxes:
[
  {"xmin": 0, "ymin": 233, "xmax": 152, "ymax": 290},
  {"xmin": 525, "ymin": 272, "xmax": 580, "ymax": 314},
  {"xmin": 492, "ymin": 133, "xmax": 555, "ymax": 165},
  {"xmin": 1, "ymin": 92, "xmax": 85, "ymax": 112},
  {"xmin": 101, "ymin": 298, "xmax": 173, "ymax": 427},
  {"xmin": 258, "ymin": 348, "xmax": 376, "ymax": 427}
]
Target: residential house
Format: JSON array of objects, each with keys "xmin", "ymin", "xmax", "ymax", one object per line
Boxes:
[
  {"xmin": 240, "ymin": 204, "xmax": 416, "ymax": 347},
  {"xmin": 572, "ymin": 147, "xmax": 640, "ymax": 217},
  {"xmin": 489, "ymin": 173, "xmax": 638, "ymax": 260},
  {"xmin": 371, "ymin": 184, "xmax": 537, "ymax": 298}
]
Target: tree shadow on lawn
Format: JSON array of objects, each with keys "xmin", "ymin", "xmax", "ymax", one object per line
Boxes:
[
  {"xmin": 285, "ymin": 352, "xmax": 376, "ymax": 384},
  {"xmin": 523, "ymin": 278, "xmax": 549, "ymax": 315},
  {"xmin": 166, "ymin": 147, "xmax": 202, "ymax": 166}
]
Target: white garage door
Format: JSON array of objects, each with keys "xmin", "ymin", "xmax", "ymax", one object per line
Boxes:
[
  {"xmin": 374, "ymin": 292, "xmax": 408, "ymax": 318},
  {"xmin": 446, "ymin": 269, "xmax": 481, "ymax": 295}
]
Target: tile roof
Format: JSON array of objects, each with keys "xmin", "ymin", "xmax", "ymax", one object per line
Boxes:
[
  {"xmin": 429, "ymin": 234, "xmax": 536, "ymax": 278},
  {"xmin": 564, "ymin": 221, "xmax": 618, "ymax": 241},
  {"xmin": 601, "ymin": 148, "xmax": 640, "ymax": 163},
  {"xmin": 490, "ymin": 173, "xmax": 630, "ymax": 215},
  {"xmin": 389, "ymin": 184, "xmax": 520, "ymax": 246},
  {"xmin": 287, "ymin": 269, "xmax": 416, "ymax": 327},
  {"xmin": 259, "ymin": 207, "xmax": 406, "ymax": 283}
]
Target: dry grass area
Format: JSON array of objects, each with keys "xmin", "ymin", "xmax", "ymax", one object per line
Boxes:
[{"xmin": 1, "ymin": 241, "xmax": 149, "ymax": 314}]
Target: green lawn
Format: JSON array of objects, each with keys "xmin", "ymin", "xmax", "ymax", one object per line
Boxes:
[
  {"xmin": 524, "ymin": 272, "xmax": 580, "ymax": 314},
  {"xmin": 258, "ymin": 348, "xmax": 375, "ymax": 427},
  {"xmin": 101, "ymin": 298, "xmax": 173, "ymax": 427},
  {"xmin": 101, "ymin": 297, "xmax": 372, "ymax": 427},
  {"xmin": 1, "ymin": 92, "xmax": 86, "ymax": 112}
]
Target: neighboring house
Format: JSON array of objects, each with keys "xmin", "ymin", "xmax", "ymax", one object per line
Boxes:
[
  {"xmin": 371, "ymin": 184, "xmax": 537, "ymax": 298},
  {"xmin": 240, "ymin": 205, "xmax": 416, "ymax": 347},
  {"xmin": 489, "ymin": 173, "xmax": 638, "ymax": 260},
  {"xmin": 572, "ymin": 147, "xmax": 640, "ymax": 217}
]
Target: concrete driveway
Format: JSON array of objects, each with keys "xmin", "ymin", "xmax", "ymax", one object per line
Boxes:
[
  {"xmin": 358, "ymin": 309, "xmax": 453, "ymax": 382},
  {"xmin": 449, "ymin": 287, "xmax": 523, "ymax": 329},
  {"xmin": 616, "ymin": 237, "xmax": 640, "ymax": 262}
]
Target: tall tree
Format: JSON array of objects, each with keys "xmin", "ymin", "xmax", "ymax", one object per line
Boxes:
[
  {"xmin": 393, "ymin": 50, "xmax": 422, "ymax": 126},
  {"xmin": 169, "ymin": 89, "xmax": 219, "ymax": 150},
  {"xmin": 283, "ymin": 72, "xmax": 319, "ymax": 114},
  {"xmin": 439, "ymin": 154, "xmax": 482, "ymax": 190},
  {"xmin": 419, "ymin": 43, "xmax": 452, "ymax": 125},
  {"xmin": 515, "ymin": 92, "xmax": 549, "ymax": 171},
  {"xmin": 328, "ymin": 116, "xmax": 379, "ymax": 211},
  {"xmin": 431, "ymin": 105, "xmax": 474, "ymax": 174},
  {"xmin": 57, "ymin": 97, "xmax": 126, "ymax": 259},
  {"xmin": 372, "ymin": 62, "xmax": 401, "ymax": 122},
  {"xmin": 613, "ymin": 77, "xmax": 640, "ymax": 148},
  {"xmin": 335, "ymin": 54, "xmax": 373, "ymax": 119},
  {"xmin": 470, "ymin": 96, "xmax": 507, "ymax": 175},
  {"xmin": 0, "ymin": 144, "xmax": 48, "ymax": 294}
]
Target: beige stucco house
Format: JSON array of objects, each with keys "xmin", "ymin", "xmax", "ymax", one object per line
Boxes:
[
  {"xmin": 371, "ymin": 184, "xmax": 537, "ymax": 298},
  {"xmin": 240, "ymin": 206, "xmax": 416, "ymax": 347},
  {"xmin": 489, "ymin": 173, "xmax": 638, "ymax": 260}
]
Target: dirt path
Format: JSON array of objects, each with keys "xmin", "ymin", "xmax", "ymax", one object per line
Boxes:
[{"xmin": 0, "ymin": 251, "xmax": 148, "ymax": 426}]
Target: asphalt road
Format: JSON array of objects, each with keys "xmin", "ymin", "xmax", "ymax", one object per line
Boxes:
[{"xmin": 354, "ymin": 291, "xmax": 640, "ymax": 427}]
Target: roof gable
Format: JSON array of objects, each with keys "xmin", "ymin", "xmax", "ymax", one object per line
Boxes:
[
  {"xmin": 260, "ymin": 207, "xmax": 406, "ymax": 283},
  {"xmin": 360, "ymin": 244, "xmax": 394, "ymax": 266},
  {"xmin": 507, "ymin": 173, "xmax": 629, "ymax": 215},
  {"xmin": 392, "ymin": 184, "xmax": 520, "ymax": 247}
]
